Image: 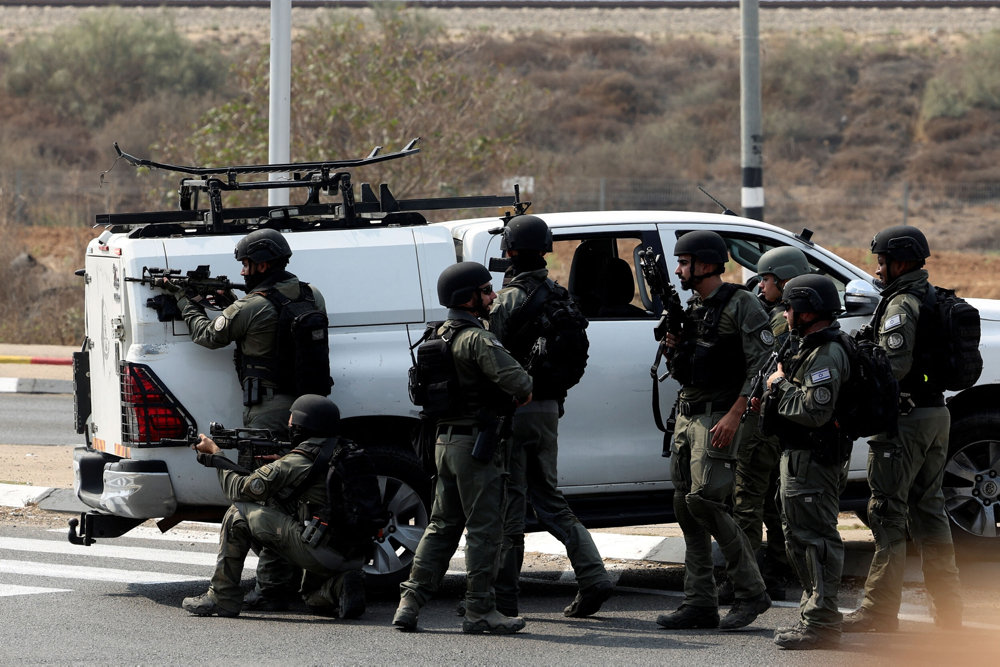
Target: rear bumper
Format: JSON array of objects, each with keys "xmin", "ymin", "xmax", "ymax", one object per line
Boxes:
[{"xmin": 73, "ymin": 446, "xmax": 177, "ymax": 519}]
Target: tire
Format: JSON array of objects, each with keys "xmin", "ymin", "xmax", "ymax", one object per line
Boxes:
[
  {"xmin": 362, "ymin": 446, "xmax": 432, "ymax": 594},
  {"xmin": 943, "ymin": 411, "xmax": 1000, "ymax": 542}
]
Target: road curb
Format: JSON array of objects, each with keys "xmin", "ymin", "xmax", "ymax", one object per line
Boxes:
[{"xmin": 0, "ymin": 378, "xmax": 74, "ymax": 394}]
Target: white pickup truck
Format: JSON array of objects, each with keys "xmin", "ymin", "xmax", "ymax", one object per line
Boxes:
[{"xmin": 70, "ymin": 147, "xmax": 1000, "ymax": 589}]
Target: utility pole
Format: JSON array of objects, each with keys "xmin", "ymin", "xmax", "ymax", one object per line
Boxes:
[
  {"xmin": 740, "ymin": 0, "xmax": 764, "ymax": 221},
  {"xmin": 268, "ymin": 0, "xmax": 291, "ymax": 207}
]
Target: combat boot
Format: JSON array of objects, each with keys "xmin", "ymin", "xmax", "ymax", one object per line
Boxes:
[
  {"xmin": 393, "ymin": 594, "xmax": 421, "ymax": 632},
  {"xmin": 774, "ymin": 624, "xmax": 840, "ymax": 650},
  {"xmin": 462, "ymin": 608, "xmax": 527, "ymax": 635},
  {"xmin": 719, "ymin": 591, "xmax": 771, "ymax": 630},
  {"xmin": 655, "ymin": 605, "xmax": 720, "ymax": 630},
  {"xmin": 182, "ymin": 591, "xmax": 240, "ymax": 618},
  {"xmin": 842, "ymin": 608, "xmax": 898, "ymax": 633},
  {"xmin": 243, "ymin": 585, "xmax": 291, "ymax": 612},
  {"xmin": 336, "ymin": 570, "xmax": 366, "ymax": 620},
  {"xmin": 564, "ymin": 579, "xmax": 613, "ymax": 618}
]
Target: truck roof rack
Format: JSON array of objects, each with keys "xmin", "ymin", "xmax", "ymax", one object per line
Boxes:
[{"xmin": 99, "ymin": 139, "xmax": 530, "ymax": 236}]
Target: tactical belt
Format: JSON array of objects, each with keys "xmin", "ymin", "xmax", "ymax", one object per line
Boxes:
[
  {"xmin": 678, "ymin": 400, "xmax": 716, "ymax": 417},
  {"xmin": 899, "ymin": 392, "xmax": 946, "ymax": 415},
  {"xmin": 437, "ymin": 425, "xmax": 478, "ymax": 438}
]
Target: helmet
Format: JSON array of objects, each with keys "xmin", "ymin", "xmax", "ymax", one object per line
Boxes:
[
  {"xmin": 234, "ymin": 229, "xmax": 293, "ymax": 264},
  {"xmin": 437, "ymin": 262, "xmax": 492, "ymax": 308},
  {"xmin": 870, "ymin": 225, "xmax": 930, "ymax": 261},
  {"xmin": 289, "ymin": 394, "xmax": 341, "ymax": 437},
  {"xmin": 500, "ymin": 215, "xmax": 552, "ymax": 253},
  {"xmin": 674, "ymin": 230, "xmax": 729, "ymax": 265},
  {"xmin": 756, "ymin": 246, "xmax": 810, "ymax": 281},
  {"xmin": 782, "ymin": 274, "xmax": 842, "ymax": 315}
]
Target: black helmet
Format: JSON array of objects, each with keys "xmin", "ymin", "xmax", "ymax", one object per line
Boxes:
[
  {"xmin": 782, "ymin": 274, "xmax": 842, "ymax": 315},
  {"xmin": 437, "ymin": 262, "xmax": 492, "ymax": 308},
  {"xmin": 674, "ymin": 230, "xmax": 729, "ymax": 265},
  {"xmin": 234, "ymin": 229, "xmax": 293, "ymax": 264},
  {"xmin": 289, "ymin": 394, "xmax": 341, "ymax": 437},
  {"xmin": 501, "ymin": 215, "xmax": 552, "ymax": 253},
  {"xmin": 756, "ymin": 246, "xmax": 810, "ymax": 281},
  {"xmin": 870, "ymin": 225, "xmax": 930, "ymax": 262}
]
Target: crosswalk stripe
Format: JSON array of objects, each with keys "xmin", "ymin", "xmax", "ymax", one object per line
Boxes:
[
  {"xmin": 0, "ymin": 559, "xmax": 205, "ymax": 585},
  {"xmin": 0, "ymin": 583, "xmax": 71, "ymax": 597},
  {"xmin": 0, "ymin": 536, "xmax": 258, "ymax": 570}
]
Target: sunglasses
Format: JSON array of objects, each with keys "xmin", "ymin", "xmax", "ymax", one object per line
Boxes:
[{"xmin": 479, "ymin": 284, "xmax": 494, "ymax": 295}]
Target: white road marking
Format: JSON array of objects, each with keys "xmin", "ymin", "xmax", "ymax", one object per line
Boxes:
[
  {"xmin": 0, "ymin": 559, "xmax": 205, "ymax": 585},
  {"xmin": 0, "ymin": 583, "xmax": 71, "ymax": 597},
  {"xmin": 0, "ymin": 536, "xmax": 256, "ymax": 569}
]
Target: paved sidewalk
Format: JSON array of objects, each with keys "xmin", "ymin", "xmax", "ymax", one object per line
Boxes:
[{"xmin": 0, "ymin": 343, "xmax": 75, "ymax": 394}]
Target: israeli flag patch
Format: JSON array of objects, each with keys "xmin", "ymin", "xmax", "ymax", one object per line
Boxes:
[
  {"xmin": 810, "ymin": 368, "xmax": 832, "ymax": 383},
  {"xmin": 884, "ymin": 314, "xmax": 904, "ymax": 331}
]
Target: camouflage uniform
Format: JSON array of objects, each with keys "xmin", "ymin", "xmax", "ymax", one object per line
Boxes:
[
  {"xmin": 399, "ymin": 310, "xmax": 533, "ymax": 616},
  {"xmin": 767, "ymin": 322, "xmax": 851, "ymax": 635},
  {"xmin": 196, "ymin": 438, "xmax": 364, "ymax": 615},
  {"xmin": 490, "ymin": 267, "xmax": 610, "ymax": 614},
  {"xmin": 178, "ymin": 270, "xmax": 326, "ymax": 434},
  {"xmin": 733, "ymin": 300, "xmax": 789, "ymax": 590},
  {"xmin": 178, "ymin": 270, "xmax": 327, "ymax": 600},
  {"xmin": 857, "ymin": 269, "xmax": 962, "ymax": 624},
  {"xmin": 669, "ymin": 284, "xmax": 772, "ymax": 608}
]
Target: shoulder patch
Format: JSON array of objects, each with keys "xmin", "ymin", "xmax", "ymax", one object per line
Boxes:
[
  {"xmin": 248, "ymin": 477, "xmax": 266, "ymax": 496},
  {"xmin": 812, "ymin": 385, "xmax": 832, "ymax": 405},
  {"xmin": 760, "ymin": 329, "xmax": 775, "ymax": 346},
  {"xmin": 886, "ymin": 332, "xmax": 906, "ymax": 350},
  {"xmin": 883, "ymin": 313, "xmax": 904, "ymax": 331},
  {"xmin": 810, "ymin": 368, "xmax": 833, "ymax": 384},
  {"xmin": 213, "ymin": 315, "xmax": 227, "ymax": 332}
]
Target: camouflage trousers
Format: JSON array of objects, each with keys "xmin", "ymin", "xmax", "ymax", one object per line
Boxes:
[
  {"xmin": 671, "ymin": 409, "xmax": 766, "ymax": 607},
  {"xmin": 400, "ymin": 427, "xmax": 506, "ymax": 615},
  {"xmin": 242, "ymin": 388, "xmax": 298, "ymax": 598},
  {"xmin": 208, "ymin": 502, "xmax": 362, "ymax": 612},
  {"xmin": 733, "ymin": 413, "xmax": 788, "ymax": 576},
  {"xmin": 779, "ymin": 448, "xmax": 848, "ymax": 631},
  {"xmin": 496, "ymin": 401, "xmax": 609, "ymax": 611},
  {"xmin": 861, "ymin": 406, "xmax": 962, "ymax": 621}
]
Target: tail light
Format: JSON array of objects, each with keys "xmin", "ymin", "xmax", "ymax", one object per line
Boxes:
[{"xmin": 120, "ymin": 363, "xmax": 196, "ymax": 446}]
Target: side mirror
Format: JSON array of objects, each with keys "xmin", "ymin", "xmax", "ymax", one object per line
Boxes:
[{"xmin": 844, "ymin": 278, "xmax": 880, "ymax": 316}]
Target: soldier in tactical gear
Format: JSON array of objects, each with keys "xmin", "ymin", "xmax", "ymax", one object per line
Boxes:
[
  {"xmin": 489, "ymin": 215, "xmax": 613, "ymax": 619},
  {"xmin": 155, "ymin": 227, "xmax": 328, "ymax": 611},
  {"xmin": 393, "ymin": 262, "xmax": 533, "ymax": 635},
  {"xmin": 655, "ymin": 230, "xmax": 773, "ymax": 632},
  {"xmin": 843, "ymin": 225, "xmax": 963, "ymax": 632},
  {"xmin": 181, "ymin": 394, "xmax": 366, "ymax": 619},
  {"xmin": 727, "ymin": 246, "xmax": 811, "ymax": 602},
  {"xmin": 758, "ymin": 274, "xmax": 851, "ymax": 650}
]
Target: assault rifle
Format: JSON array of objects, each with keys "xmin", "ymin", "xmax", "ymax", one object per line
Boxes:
[
  {"xmin": 743, "ymin": 334, "xmax": 801, "ymax": 426},
  {"xmin": 637, "ymin": 246, "xmax": 687, "ymax": 452},
  {"xmin": 167, "ymin": 422, "xmax": 291, "ymax": 471},
  {"xmin": 128, "ymin": 265, "xmax": 247, "ymax": 317}
]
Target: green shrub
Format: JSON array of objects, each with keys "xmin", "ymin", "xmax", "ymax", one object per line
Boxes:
[
  {"xmin": 2, "ymin": 9, "xmax": 226, "ymax": 128},
  {"xmin": 921, "ymin": 31, "xmax": 1000, "ymax": 121}
]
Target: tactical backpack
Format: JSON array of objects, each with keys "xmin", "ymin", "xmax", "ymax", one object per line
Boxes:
[
  {"xmin": 919, "ymin": 285, "xmax": 983, "ymax": 391},
  {"xmin": 261, "ymin": 283, "xmax": 334, "ymax": 397},
  {"xmin": 835, "ymin": 332, "xmax": 900, "ymax": 439},
  {"xmin": 505, "ymin": 278, "xmax": 589, "ymax": 399},
  {"xmin": 300, "ymin": 439, "xmax": 389, "ymax": 559},
  {"xmin": 407, "ymin": 320, "xmax": 475, "ymax": 418}
]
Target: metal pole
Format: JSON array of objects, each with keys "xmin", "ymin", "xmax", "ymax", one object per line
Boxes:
[
  {"xmin": 268, "ymin": 0, "xmax": 291, "ymax": 207},
  {"xmin": 740, "ymin": 0, "xmax": 764, "ymax": 221}
]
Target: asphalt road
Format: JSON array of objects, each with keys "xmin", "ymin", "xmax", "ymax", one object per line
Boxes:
[
  {"xmin": 0, "ymin": 393, "xmax": 79, "ymax": 446},
  {"xmin": 5, "ymin": 521, "xmax": 998, "ymax": 666}
]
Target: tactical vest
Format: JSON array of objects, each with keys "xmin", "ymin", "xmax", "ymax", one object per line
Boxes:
[{"xmin": 670, "ymin": 283, "xmax": 746, "ymax": 395}]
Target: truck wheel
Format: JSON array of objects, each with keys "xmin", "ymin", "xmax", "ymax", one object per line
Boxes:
[
  {"xmin": 363, "ymin": 446, "xmax": 432, "ymax": 593},
  {"xmin": 943, "ymin": 412, "xmax": 1000, "ymax": 541}
]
